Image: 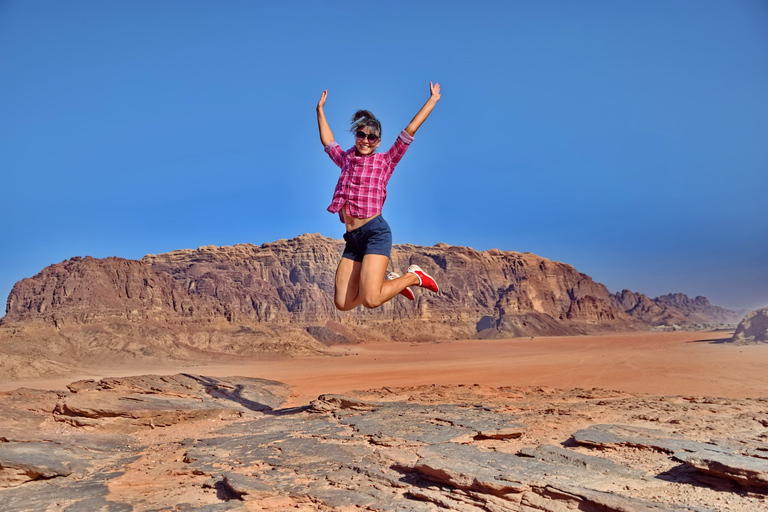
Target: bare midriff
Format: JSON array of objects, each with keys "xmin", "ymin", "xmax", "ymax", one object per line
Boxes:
[{"xmin": 343, "ymin": 203, "xmax": 380, "ymax": 232}]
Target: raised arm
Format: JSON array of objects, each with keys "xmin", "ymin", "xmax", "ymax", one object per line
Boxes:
[
  {"xmin": 316, "ymin": 90, "xmax": 335, "ymax": 146},
  {"xmin": 404, "ymin": 82, "xmax": 441, "ymax": 137}
]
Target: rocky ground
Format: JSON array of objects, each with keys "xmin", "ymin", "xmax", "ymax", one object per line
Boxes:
[{"xmin": 1, "ymin": 374, "xmax": 767, "ymax": 511}]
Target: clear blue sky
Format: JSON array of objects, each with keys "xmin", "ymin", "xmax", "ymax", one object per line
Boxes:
[{"xmin": 1, "ymin": 0, "xmax": 766, "ymax": 312}]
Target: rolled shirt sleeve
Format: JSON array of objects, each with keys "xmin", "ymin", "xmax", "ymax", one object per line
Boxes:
[
  {"xmin": 383, "ymin": 130, "xmax": 414, "ymax": 167},
  {"xmin": 324, "ymin": 141, "xmax": 345, "ymax": 168}
]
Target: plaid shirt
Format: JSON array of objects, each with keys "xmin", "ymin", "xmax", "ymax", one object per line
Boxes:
[{"xmin": 325, "ymin": 130, "xmax": 414, "ymax": 222}]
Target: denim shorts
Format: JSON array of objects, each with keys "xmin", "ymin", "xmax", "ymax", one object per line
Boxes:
[{"xmin": 342, "ymin": 215, "xmax": 392, "ymax": 262}]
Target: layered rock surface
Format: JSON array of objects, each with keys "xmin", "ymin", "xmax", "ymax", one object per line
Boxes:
[
  {"xmin": 1, "ymin": 376, "xmax": 766, "ymax": 511},
  {"xmin": 1, "ymin": 234, "xmax": 740, "ymax": 369}
]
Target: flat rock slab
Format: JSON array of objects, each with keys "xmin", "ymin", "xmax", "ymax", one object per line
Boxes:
[
  {"xmin": 409, "ymin": 442, "xmax": 708, "ymax": 511},
  {"xmin": 0, "ymin": 435, "xmax": 140, "ymax": 490},
  {"xmin": 574, "ymin": 423, "xmax": 768, "ymax": 490},
  {"xmin": 55, "ymin": 392, "xmax": 245, "ymax": 429},
  {"xmin": 0, "ymin": 474, "xmax": 134, "ymax": 511},
  {"xmin": 70, "ymin": 374, "xmax": 290, "ymax": 412},
  {"xmin": 674, "ymin": 450, "xmax": 768, "ymax": 489},
  {"xmin": 518, "ymin": 443, "xmax": 649, "ymax": 481},
  {"xmin": 54, "ymin": 374, "xmax": 291, "ymax": 430},
  {"xmin": 0, "ymin": 442, "xmax": 76, "ymax": 488},
  {"xmin": 184, "ymin": 413, "xmax": 453, "ymax": 511},
  {"xmin": 572, "ymin": 424, "xmax": 730, "ymax": 455},
  {"xmin": 315, "ymin": 397, "xmax": 526, "ymax": 445}
]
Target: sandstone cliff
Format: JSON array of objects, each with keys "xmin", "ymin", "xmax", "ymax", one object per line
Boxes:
[
  {"xmin": 0, "ymin": 234, "xmax": 739, "ymax": 365},
  {"xmin": 0, "ymin": 252, "xmax": 330, "ymax": 366},
  {"xmin": 140, "ymin": 235, "xmax": 640, "ymax": 339},
  {"xmin": 730, "ymin": 307, "xmax": 768, "ymax": 344}
]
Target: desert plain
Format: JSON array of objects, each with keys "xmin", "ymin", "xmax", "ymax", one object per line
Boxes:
[
  {"xmin": 2, "ymin": 330, "xmax": 765, "ymax": 400},
  {"xmin": 3, "ymin": 329, "xmax": 768, "ymax": 511}
]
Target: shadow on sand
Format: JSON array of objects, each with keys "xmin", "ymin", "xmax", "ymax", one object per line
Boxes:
[
  {"xmin": 184, "ymin": 374, "xmax": 309, "ymax": 416},
  {"xmin": 686, "ymin": 337, "xmax": 733, "ymax": 344}
]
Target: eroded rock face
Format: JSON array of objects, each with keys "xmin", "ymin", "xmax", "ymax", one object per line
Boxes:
[
  {"xmin": 731, "ymin": 307, "xmax": 768, "ymax": 344},
  {"xmin": 1, "ymin": 378, "xmax": 767, "ymax": 511},
  {"xmin": 141, "ymin": 236, "xmax": 638, "ymax": 334},
  {"xmin": 1, "ymin": 235, "xmax": 740, "ymax": 367},
  {"xmin": 4, "ymin": 256, "xmax": 213, "ymax": 326}
]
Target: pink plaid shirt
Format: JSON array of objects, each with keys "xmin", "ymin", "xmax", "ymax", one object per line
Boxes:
[{"xmin": 325, "ymin": 130, "xmax": 414, "ymax": 222}]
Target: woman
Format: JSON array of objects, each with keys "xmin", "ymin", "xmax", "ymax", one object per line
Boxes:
[{"xmin": 316, "ymin": 83, "xmax": 442, "ymax": 310}]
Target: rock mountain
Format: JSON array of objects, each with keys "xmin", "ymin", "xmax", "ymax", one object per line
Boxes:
[
  {"xmin": 731, "ymin": 307, "xmax": 768, "ymax": 344},
  {"xmin": 0, "ymin": 234, "xmax": 742, "ymax": 365}
]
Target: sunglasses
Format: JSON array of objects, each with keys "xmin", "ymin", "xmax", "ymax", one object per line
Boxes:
[{"xmin": 355, "ymin": 131, "xmax": 380, "ymax": 143}]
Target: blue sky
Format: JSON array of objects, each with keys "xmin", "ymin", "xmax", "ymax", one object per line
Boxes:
[{"xmin": 1, "ymin": 0, "xmax": 766, "ymax": 312}]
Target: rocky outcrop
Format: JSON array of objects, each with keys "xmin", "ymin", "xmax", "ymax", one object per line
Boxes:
[
  {"xmin": 1, "ymin": 234, "xmax": 740, "ymax": 367},
  {"xmin": 0, "ymin": 235, "xmax": 643, "ymax": 366},
  {"xmin": 2, "ymin": 379, "xmax": 767, "ymax": 510},
  {"xmin": 0, "ymin": 247, "xmax": 334, "ymax": 366},
  {"xmin": 611, "ymin": 290, "xmax": 742, "ymax": 327},
  {"xmin": 141, "ymin": 236, "xmax": 639, "ymax": 336},
  {"xmin": 730, "ymin": 307, "xmax": 768, "ymax": 344},
  {"xmin": 4, "ymin": 256, "xmax": 214, "ymax": 326}
]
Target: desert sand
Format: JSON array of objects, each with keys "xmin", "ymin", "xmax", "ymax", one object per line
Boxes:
[{"xmin": 2, "ymin": 330, "xmax": 764, "ymax": 402}]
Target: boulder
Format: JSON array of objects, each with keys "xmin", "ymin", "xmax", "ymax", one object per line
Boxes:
[{"xmin": 730, "ymin": 307, "xmax": 768, "ymax": 344}]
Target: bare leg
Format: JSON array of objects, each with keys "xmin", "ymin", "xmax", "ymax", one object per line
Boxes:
[
  {"xmin": 334, "ymin": 255, "xmax": 419, "ymax": 311},
  {"xmin": 334, "ymin": 257, "xmax": 363, "ymax": 311},
  {"xmin": 358, "ymin": 254, "xmax": 419, "ymax": 309}
]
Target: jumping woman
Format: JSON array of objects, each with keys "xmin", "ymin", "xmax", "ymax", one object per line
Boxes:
[{"xmin": 317, "ymin": 82, "xmax": 442, "ymax": 311}]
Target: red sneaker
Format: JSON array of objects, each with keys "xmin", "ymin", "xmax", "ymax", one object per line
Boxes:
[
  {"xmin": 407, "ymin": 265, "xmax": 439, "ymax": 293},
  {"xmin": 386, "ymin": 272, "xmax": 415, "ymax": 300}
]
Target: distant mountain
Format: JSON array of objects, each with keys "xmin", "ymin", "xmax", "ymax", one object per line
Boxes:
[
  {"xmin": 0, "ymin": 234, "xmax": 741, "ymax": 366},
  {"xmin": 610, "ymin": 290, "xmax": 742, "ymax": 327}
]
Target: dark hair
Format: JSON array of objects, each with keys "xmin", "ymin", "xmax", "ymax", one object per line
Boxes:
[{"xmin": 350, "ymin": 110, "xmax": 381, "ymax": 139}]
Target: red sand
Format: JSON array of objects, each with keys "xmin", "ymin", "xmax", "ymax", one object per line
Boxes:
[{"xmin": 4, "ymin": 331, "xmax": 766, "ymax": 404}]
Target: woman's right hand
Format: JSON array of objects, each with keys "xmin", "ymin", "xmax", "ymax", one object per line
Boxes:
[
  {"xmin": 317, "ymin": 90, "xmax": 328, "ymax": 110},
  {"xmin": 317, "ymin": 90, "xmax": 334, "ymax": 146}
]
